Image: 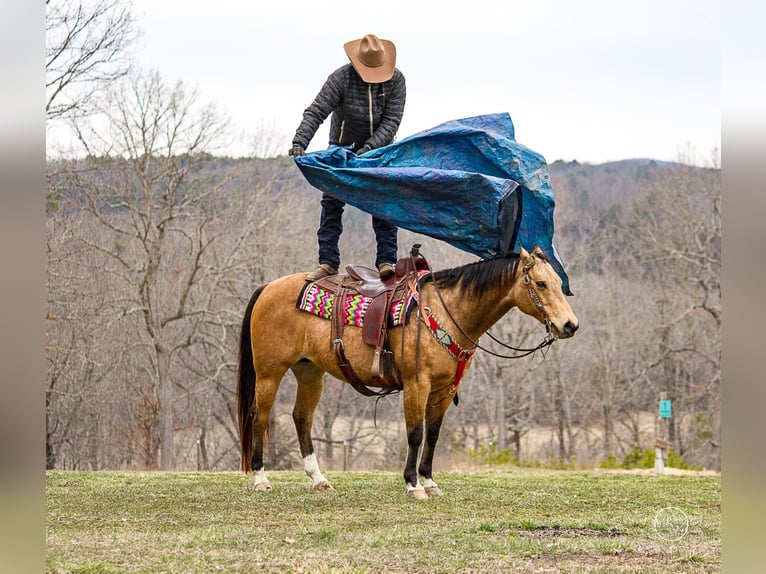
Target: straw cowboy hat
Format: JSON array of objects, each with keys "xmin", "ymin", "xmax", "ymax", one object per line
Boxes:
[{"xmin": 343, "ymin": 34, "xmax": 396, "ymax": 83}]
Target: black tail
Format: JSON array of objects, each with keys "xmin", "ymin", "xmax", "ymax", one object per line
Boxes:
[{"xmin": 236, "ymin": 285, "xmax": 266, "ymax": 473}]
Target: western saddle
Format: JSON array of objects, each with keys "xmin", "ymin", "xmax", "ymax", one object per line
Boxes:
[{"xmin": 312, "ymin": 244, "xmax": 430, "ymax": 396}]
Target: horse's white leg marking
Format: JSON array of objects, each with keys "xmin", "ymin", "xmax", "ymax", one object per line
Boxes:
[
  {"xmin": 253, "ymin": 468, "xmax": 272, "ymax": 491},
  {"xmin": 407, "ymin": 479, "xmax": 428, "ymax": 499},
  {"xmin": 422, "ymin": 477, "xmax": 443, "ymax": 497},
  {"xmin": 304, "ymin": 454, "xmax": 333, "ymax": 490}
]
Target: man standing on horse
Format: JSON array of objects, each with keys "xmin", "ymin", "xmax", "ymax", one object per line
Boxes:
[{"xmin": 288, "ymin": 34, "xmax": 406, "ymax": 281}]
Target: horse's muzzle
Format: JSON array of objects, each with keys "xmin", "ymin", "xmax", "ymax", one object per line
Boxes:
[{"xmin": 560, "ymin": 320, "xmax": 579, "ymax": 338}]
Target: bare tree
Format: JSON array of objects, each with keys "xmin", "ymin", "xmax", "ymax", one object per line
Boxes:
[
  {"xmin": 247, "ymin": 119, "xmax": 289, "ymax": 159},
  {"xmin": 46, "ymin": 0, "xmax": 139, "ymax": 121},
  {"xmin": 628, "ymin": 157, "xmax": 721, "ymax": 466},
  {"xmin": 46, "ymin": 208, "xmax": 134, "ymax": 469},
  {"xmin": 47, "ymin": 69, "xmax": 299, "ymax": 469}
]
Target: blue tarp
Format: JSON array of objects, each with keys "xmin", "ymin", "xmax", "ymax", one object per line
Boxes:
[{"xmin": 294, "ymin": 112, "xmax": 571, "ymax": 294}]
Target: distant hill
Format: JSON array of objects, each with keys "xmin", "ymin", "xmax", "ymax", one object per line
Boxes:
[
  {"xmin": 48, "ymin": 154, "xmax": 714, "ymax": 247},
  {"xmin": 549, "ymin": 158, "xmax": 679, "ymax": 211}
]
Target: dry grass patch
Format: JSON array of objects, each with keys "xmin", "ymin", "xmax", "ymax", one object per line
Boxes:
[{"xmin": 47, "ymin": 469, "xmax": 720, "ymax": 573}]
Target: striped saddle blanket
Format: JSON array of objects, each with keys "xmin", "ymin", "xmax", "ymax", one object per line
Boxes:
[{"xmin": 296, "ymin": 277, "xmax": 421, "ymax": 328}]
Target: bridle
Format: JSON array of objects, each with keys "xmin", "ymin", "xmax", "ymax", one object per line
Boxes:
[
  {"xmin": 520, "ymin": 259, "xmax": 553, "ymax": 335},
  {"xmin": 425, "ymin": 254, "xmax": 556, "ymax": 360}
]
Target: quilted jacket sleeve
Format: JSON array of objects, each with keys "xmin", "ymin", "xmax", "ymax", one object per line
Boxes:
[{"xmin": 292, "ymin": 68, "xmax": 345, "ymax": 150}]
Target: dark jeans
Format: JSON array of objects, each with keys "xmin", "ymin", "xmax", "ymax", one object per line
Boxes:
[{"xmin": 317, "ymin": 192, "xmax": 398, "ymax": 269}]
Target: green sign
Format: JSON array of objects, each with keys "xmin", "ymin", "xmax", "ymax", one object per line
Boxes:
[{"xmin": 659, "ymin": 400, "xmax": 672, "ymax": 418}]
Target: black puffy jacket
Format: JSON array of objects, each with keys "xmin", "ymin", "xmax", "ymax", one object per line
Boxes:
[{"xmin": 292, "ymin": 63, "xmax": 406, "ymax": 151}]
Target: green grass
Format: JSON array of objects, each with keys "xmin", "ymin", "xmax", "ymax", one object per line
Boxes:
[{"xmin": 46, "ymin": 469, "xmax": 720, "ymax": 573}]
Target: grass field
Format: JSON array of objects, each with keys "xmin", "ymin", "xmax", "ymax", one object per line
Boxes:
[{"xmin": 46, "ymin": 468, "xmax": 720, "ymax": 573}]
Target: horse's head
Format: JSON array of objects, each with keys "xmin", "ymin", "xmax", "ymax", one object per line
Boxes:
[{"xmin": 515, "ymin": 246, "xmax": 579, "ymax": 339}]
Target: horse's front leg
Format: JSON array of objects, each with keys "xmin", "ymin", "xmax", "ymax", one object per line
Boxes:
[
  {"xmin": 402, "ymin": 379, "xmax": 429, "ymax": 499},
  {"xmin": 292, "ymin": 365, "xmax": 333, "ymax": 491},
  {"xmin": 418, "ymin": 392, "xmax": 453, "ymax": 497}
]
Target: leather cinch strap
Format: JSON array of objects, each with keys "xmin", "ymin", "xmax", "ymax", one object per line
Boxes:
[{"xmin": 331, "ymin": 283, "xmax": 396, "ymax": 397}]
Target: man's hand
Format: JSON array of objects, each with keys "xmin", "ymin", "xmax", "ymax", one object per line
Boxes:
[
  {"xmin": 288, "ymin": 144, "xmax": 305, "ymax": 157},
  {"xmin": 356, "ymin": 144, "xmax": 372, "ymax": 155}
]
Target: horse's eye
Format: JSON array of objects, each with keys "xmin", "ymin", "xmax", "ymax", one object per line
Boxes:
[{"xmin": 535, "ymin": 281, "xmax": 546, "ymax": 289}]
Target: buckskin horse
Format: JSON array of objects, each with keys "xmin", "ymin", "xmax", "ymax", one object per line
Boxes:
[{"xmin": 237, "ymin": 246, "xmax": 578, "ymax": 498}]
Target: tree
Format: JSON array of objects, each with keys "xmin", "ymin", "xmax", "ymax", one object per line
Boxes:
[
  {"xmin": 628, "ymin": 158, "xmax": 721, "ymax": 466},
  {"xmin": 47, "ymin": 69, "xmax": 298, "ymax": 469},
  {"xmin": 46, "ymin": 0, "xmax": 139, "ymax": 122}
]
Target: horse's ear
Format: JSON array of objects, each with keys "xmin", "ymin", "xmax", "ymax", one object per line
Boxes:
[
  {"xmin": 532, "ymin": 245, "xmax": 545, "ymax": 257},
  {"xmin": 519, "ymin": 246, "xmax": 535, "ymax": 269}
]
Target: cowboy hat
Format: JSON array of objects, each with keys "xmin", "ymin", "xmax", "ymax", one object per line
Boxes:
[{"xmin": 343, "ymin": 34, "xmax": 396, "ymax": 83}]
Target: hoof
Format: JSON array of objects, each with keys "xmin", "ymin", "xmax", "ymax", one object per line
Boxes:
[
  {"xmin": 254, "ymin": 481, "xmax": 272, "ymax": 491},
  {"xmin": 313, "ymin": 481, "xmax": 334, "ymax": 491},
  {"xmin": 407, "ymin": 487, "xmax": 428, "ymax": 500},
  {"xmin": 425, "ymin": 485, "xmax": 443, "ymax": 497}
]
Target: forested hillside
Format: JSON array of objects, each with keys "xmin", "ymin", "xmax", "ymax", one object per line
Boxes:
[{"xmin": 46, "ymin": 148, "xmax": 720, "ymax": 473}]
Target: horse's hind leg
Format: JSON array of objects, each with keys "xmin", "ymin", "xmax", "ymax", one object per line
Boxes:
[
  {"xmin": 292, "ymin": 362, "xmax": 333, "ymax": 491},
  {"xmin": 251, "ymin": 375, "xmax": 281, "ymax": 491}
]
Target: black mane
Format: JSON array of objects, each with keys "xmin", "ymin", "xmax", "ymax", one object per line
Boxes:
[{"xmin": 431, "ymin": 253, "xmax": 522, "ymax": 298}]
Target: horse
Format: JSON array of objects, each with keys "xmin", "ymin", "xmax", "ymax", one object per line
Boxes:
[{"xmin": 237, "ymin": 246, "xmax": 578, "ymax": 498}]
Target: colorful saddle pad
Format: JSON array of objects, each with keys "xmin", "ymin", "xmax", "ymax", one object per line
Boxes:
[{"xmin": 296, "ymin": 279, "xmax": 420, "ymax": 328}]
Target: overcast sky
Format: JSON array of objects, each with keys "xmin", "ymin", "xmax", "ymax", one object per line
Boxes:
[{"xmin": 87, "ymin": 0, "xmax": 721, "ymax": 165}]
